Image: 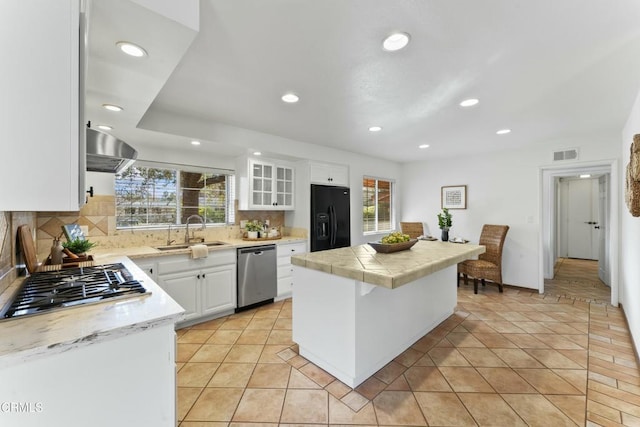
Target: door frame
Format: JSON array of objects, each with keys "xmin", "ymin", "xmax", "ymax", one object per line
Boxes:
[{"xmin": 539, "ymin": 159, "xmax": 619, "ymax": 306}]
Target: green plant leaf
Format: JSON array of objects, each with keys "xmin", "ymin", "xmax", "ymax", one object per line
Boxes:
[{"xmin": 62, "ymin": 238, "xmax": 98, "ymax": 254}]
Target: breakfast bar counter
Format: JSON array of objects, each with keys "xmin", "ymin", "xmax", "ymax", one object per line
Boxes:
[{"xmin": 290, "ymin": 240, "xmax": 484, "ymax": 387}]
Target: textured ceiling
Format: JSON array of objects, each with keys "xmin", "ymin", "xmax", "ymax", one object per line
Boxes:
[{"xmin": 86, "ymin": 0, "xmax": 640, "ymax": 163}]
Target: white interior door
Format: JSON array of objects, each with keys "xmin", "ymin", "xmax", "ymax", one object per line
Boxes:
[
  {"xmin": 598, "ymin": 175, "xmax": 610, "ymax": 285},
  {"xmin": 567, "ymin": 178, "xmax": 599, "ymax": 260}
]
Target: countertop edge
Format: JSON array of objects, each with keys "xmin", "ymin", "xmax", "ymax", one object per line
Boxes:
[
  {"xmin": 0, "ymin": 256, "xmax": 185, "ymax": 368},
  {"xmin": 292, "ymin": 241, "xmax": 485, "ymax": 289},
  {"xmin": 94, "ymin": 237, "xmax": 307, "ymax": 260}
]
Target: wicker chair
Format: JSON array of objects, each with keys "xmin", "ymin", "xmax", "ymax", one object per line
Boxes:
[
  {"xmin": 458, "ymin": 224, "xmax": 509, "ymax": 294},
  {"xmin": 400, "ymin": 222, "xmax": 424, "ymax": 239}
]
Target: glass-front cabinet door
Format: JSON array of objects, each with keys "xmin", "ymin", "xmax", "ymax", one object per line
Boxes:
[
  {"xmin": 251, "ymin": 161, "xmax": 273, "ymax": 208},
  {"xmin": 276, "ymin": 166, "xmax": 294, "ymax": 208},
  {"xmin": 247, "ymin": 158, "xmax": 295, "ymax": 210}
]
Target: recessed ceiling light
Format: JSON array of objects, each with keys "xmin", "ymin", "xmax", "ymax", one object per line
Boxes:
[
  {"xmin": 253, "ymin": 151, "xmax": 262, "ymax": 156},
  {"xmin": 102, "ymin": 104, "xmax": 123, "ymax": 112},
  {"xmin": 419, "ymin": 144, "xmax": 430, "ymax": 149},
  {"xmin": 496, "ymin": 129, "xmax": 511, "ymax": 135},
  {"xmin": 190, "ymin": 140, "xmax": 201, "ymax": 146},
  {"xmin": 116, "ymin": 41, "xmax": 147, "ymax": 58},
  {"xmin": 96, "ymin": 124, "xmax": 112, "ymax": 131},
  {"xmin": 382, "ymin": 32, "xmax": 410, "ymax": 51},
  {"xmin": 459, "ymin": 98, "xmax": 479, "ymax": 107},
  {"xmin": 281, "ymin": 93, "xmax": 299, "ymax": 103},
  {"xmin": 369, "ymin": 126, "xmax": 382, "ymax": 132},
  {"xmin": 579, "ymin": 174, "xmax": 591, "ymax": 178}
]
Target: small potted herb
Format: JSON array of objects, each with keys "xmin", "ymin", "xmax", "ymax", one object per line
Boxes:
[
  {"xmin": 437, "ymin": 208, "xmax": 453, "ymax": 242},
  {"xmin": 62, "ymin": 238, "xmax": 98, "ymax": 256},
  {"xmin": 245, "ymin": 220, "xmax": 263, "ymax": 239}
]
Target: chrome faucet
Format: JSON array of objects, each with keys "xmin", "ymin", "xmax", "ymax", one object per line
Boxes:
[
  {"xmin": 166, "ymin": 223, "xmax": 175, "ymax": 246},
  {"xmin": 184, "ymin": 214, "xmax": 206, "ymax": 243}
]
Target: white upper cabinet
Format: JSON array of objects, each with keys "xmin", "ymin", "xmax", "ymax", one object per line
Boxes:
[
  {"xmin": 309, "ymin": 162, "xmax": 349, "ymax": 187},
  {"xmin": 238, "ymin": 157, "xmax": 295, "ymax": 210},
  {"xmin": 0, "ymin": 0, "xmax": 86, "ymax": 211}
]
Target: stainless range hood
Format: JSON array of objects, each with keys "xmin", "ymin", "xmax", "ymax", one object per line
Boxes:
[{"xmin": 86, "ymin": 128, "xmax": 138, "ymax": 173}]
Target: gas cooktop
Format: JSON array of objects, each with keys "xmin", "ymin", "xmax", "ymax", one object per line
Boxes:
[{"xmin": 2, "ymin": 263, "xmax": 148, "ymax": 319}]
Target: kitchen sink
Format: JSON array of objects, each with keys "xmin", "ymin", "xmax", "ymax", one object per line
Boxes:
[{"xmin": 154, "ymin": 241, "xmax": 228, "ymax": 251}]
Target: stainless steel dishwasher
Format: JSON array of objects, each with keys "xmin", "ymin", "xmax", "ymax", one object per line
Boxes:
[{"xmin": 237, "ymin": 244, "xmax": 277, "ymax": 310}]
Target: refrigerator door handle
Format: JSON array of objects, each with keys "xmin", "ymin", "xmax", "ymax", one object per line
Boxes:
[{"xmin": 329, "ymin": 205, "xmax": 337, "ymax": 246}]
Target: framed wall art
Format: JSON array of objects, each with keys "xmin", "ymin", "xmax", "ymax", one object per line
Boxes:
[{"xmin": 441, "ymin": 185, "xmax": 467, "ymax": 209}]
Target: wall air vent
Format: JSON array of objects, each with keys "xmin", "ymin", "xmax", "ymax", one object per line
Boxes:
[{"xmin": 552, "ymin": 148, "xmax": 579, "ymax": 162}]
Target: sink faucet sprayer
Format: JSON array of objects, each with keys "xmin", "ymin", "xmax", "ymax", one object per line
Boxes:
[{"xmin": 185, "ymin": 215, "xmax": 206, "ymax": 244}]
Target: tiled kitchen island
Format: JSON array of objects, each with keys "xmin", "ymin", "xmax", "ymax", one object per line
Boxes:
[{"xmin": 291, "ymin": 240, "xmax": 485, "ymax": 387}]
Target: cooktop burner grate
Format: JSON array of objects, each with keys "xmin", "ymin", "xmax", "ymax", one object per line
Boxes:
[{"xmin": 2, "ymin": 263, "xmax": 148, "ymax": 319}]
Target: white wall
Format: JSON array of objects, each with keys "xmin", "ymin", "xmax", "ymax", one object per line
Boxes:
[
  {"xmin": 401, "ymin": 138, "xmax": 619, "ymax": 289},
  {"xmin": 288, "ymin": 156, "xmax": 404, "ymax": 247},
  {"xmin": 138, "ymin": 109, "xmax": 403, "ymax": 245},
  {"xmin": 621, "ymin": 89, "xmax": 640, "ymax": 352}
]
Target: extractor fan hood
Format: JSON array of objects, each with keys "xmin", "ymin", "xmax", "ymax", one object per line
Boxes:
[{"xmin": 86, "ymin": 127, "xmax": 137, "ymax": 173}]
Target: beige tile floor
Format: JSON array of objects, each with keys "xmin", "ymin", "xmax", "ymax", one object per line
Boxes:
[{"xmin": 176, "ymin": 259, "xmax": 639, "ymax": 426}]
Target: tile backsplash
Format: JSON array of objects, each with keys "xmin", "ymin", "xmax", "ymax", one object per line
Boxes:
[
  {"xmin": 0, "ymin": 197, "xmax": 307, "ymax": 287},
  {"xmin": 35, "ymin": 195, "xmax": 305, "ymax": 260},
  {"xmin": 0, "ymin": 211, "xmax": 37, "ymax": 294}
]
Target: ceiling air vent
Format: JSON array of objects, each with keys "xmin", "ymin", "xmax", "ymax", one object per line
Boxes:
[{"xmin": 552, "ymin": 148, "xmax": 579, "ymax": 162}]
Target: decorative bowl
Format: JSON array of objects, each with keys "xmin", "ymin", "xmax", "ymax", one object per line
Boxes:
[{"xmin": 368, "ymin": 238, "xmax": 418, "ymax": 253}]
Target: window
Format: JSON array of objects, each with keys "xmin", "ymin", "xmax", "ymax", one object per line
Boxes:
[
  {"xmin": 362, "ymin": 177, "xmax": 394, "ymax": 233},
  {"xmin": 115, "ymin": 163, "xmax": 235, "ymax": 228}
]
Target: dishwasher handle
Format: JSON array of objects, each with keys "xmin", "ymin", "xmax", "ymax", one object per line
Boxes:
[{"xmin": 238, "ymin": 244, "xmax": 276, "ymax": 255}]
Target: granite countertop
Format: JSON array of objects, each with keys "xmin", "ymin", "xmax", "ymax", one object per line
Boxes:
[
  {"xmin": 0, "ymin": 237, "xmax": 307, "ymax": 366},
  {"xmin": 0, "ymin": 256, "xmax": 184, "ymax": 369},
  {"xmin": 291, "ymin": 240, "xmax": 485, "ymax": 289},
  {"xmin": 91, "ymin": 236, "xmax": 307, "ymax": 260}
]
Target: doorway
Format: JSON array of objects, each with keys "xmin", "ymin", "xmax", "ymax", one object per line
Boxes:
[
  {"xmin": 539, "ymin": 161, "xmax": 619, "ymax": 306},
  {"xmin": 557, "ymin": 176, "xmax": 601, "ymax": 262}
]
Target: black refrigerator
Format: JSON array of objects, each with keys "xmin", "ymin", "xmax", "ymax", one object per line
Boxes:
[{"xmin": 310, "ymin": 184, "xmax": 351, "ymax": 252}]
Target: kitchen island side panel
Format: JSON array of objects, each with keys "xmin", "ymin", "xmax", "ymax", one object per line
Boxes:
[
  {"xmin": 353, "ymin": 266, "xmax": 456, "ymax": 385},
  {"xmin": 292, "ymin": 265, "xmax": 456, "ymax": 387},
  {"xmin": 292, "ymin": 267, "xmax": 357, "ymax": 381}
]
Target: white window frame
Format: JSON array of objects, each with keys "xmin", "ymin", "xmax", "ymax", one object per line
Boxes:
[
  {"xmin": 115, "ymin": 160, "xmax": 235, "ymax": 230},
  {"xmin": 362, "ymin": 175, "xmax": 396, "ymax": 235}
]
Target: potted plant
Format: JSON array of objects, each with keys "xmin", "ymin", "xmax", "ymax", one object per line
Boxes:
[
  {"xmin": 437, "ymin": 208, "xmax": 452, "ymax": 242},
  {"xmin": 245, "ymin": 220, "xmax": 263, "ymax": 239},
  {"xmin": 62, "ymin": 238, "xmax": 97, "ymax": 257}
]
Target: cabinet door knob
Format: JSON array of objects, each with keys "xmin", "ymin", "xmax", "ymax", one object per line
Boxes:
[
  {"xmin": 197, "ymin": 274, "xmax": 201, "ymax": 279},
  {"xmin": 202, "ymin": 273, "xmax": 206, "ymax": 278},
  {"xmin": 149, "ymin": 268, "xmax": 153, "ymax": 274}
]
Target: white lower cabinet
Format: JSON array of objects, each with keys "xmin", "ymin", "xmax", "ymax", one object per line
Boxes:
[
  {"xmin": 0, "ymin": 324, "xmax": 177, "ymax": 427},
  {"xmin": 136, "ymin": 249, "xmax": 236, "ymax": 326},
  {"xmin": 134, "ymin": 259, "xmax": 157, "ymax": 282},
  {"xmin": 159, "ymin": 271, "xmax": 200, "ymax": 322},
  {"xmin": 201, "ymin": 265, "xmax": 236, "ymax": 316},
  {"xmin": 276, "ymin": 242, "xmax": 307, "ymax": 299}
]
